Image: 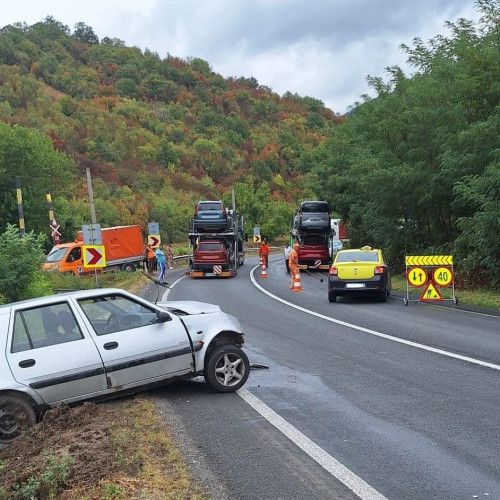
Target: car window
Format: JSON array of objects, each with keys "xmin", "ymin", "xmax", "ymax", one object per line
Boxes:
[
  {"xmin": 301, "ymin": 236, "xmax": 324, "ymax": 246},
  {"xmin": 11, "ymin": 303, "xmax": 83, "ymax": 353},
  {"xmin": 78, "ymin": 294, "xmax": 159, "ymax": 335},
  {"xmin": 301, "ymin": 202, "xmax": 329, "ymax": 213},
  {"xmin": 336, "ymin": 251, "xmax": 379, "ymax": 263},
  {"xmin": 198, "ymin": 202, "xmax": 222, "ymax": 211},
  {"xmin": 198, "ymin": 243, "xmax": 224, "ymax": 251}
]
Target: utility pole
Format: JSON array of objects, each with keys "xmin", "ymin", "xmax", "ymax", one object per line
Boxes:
[{"xmin": 86, "ymin": 168, "xmax": 99, "ymax": 287}]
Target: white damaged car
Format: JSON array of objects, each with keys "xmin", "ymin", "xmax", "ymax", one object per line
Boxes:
[{"xmin": 0, "ymin": 288, "xmax": 249, "ymax": 445}]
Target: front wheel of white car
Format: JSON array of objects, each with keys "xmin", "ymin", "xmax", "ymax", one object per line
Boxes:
[
  {"xmin": 204, "ymin": 345, "xmax": 250, "ymax": 392},
  {"xmin": 0, "ymin": 395, "xmax": 37, "ymax": 445}
]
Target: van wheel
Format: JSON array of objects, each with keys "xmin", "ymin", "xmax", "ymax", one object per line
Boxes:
[{"xmin": 0, "ymin": 395, "xmax": 37, "ymax": 445}]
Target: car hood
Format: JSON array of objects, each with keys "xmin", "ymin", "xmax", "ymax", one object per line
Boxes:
[{"xmin": 157, "ymin": 301, "xmax": 221, "ymax": 315}]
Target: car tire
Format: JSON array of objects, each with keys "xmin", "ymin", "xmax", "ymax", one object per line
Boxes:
[
  {"xmin": 204, "ymin": 344, "xmax": 250, "ymax": 393},
  {"xmin": 328, "ymin": 291, "xmax": 337, "ymax": 303},
  {"xmin": 0, "ymin": 394, "xmax": 37, "ymax": 445},
  {"xmin": 378, "ymin": 289, "xmax": 388, "ymax": 302}
]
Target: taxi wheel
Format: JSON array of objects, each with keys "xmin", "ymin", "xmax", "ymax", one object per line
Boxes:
[
  {"xmin": 378, "ymin": 289, "xmax": 388, "ymax": 303},
  {"xmin": 0, "ymin": 395, "xmax": 36, "ymax": 445},
  {"xmin": 328, "ymin": 291, "xmax": 337, "ymax": 303}
]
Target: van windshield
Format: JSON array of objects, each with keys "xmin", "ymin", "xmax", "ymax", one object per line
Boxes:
[{"xmin": 46, "ymin": 247, "xmax": 69, "ymax": 263}]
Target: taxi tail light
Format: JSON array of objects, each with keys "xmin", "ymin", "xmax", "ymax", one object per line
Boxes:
[
  {"xmin": 329, "ymin": 266, "xmax": 338, "ymax": 276},
  {"xmin": 374, "ymin": 266, "xmax": 386, "ymax": 275}
]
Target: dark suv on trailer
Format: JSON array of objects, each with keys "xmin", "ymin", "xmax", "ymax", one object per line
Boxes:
[
  {"xmin": 293, "ymin": 201, "xmax": 330, "ymax": 233},
  {"xmin": 193, "ymin": 200, "xmax": 229, "ymax": 232}
]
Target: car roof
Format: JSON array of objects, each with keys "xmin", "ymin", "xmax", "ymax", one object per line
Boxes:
[{"xmin": 0, "ymin": 288, "xmax": 137, "ymax": 311}]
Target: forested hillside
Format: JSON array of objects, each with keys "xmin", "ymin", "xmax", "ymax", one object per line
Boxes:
[{"xmin": 0, "ymin": 0, "xmax": 498, "ymax": 288}]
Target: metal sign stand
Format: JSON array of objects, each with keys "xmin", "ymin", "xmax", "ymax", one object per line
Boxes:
[{"xmin": 404, "ymin": 255, "xmax": 458, "ymax": 306}]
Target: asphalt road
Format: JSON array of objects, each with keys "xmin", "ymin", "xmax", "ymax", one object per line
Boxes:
[{"xmin": 143, "ymin": 257, "xmax": 500, "ymax": 500}]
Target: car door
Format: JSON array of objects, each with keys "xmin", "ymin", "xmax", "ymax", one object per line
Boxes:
[
  {"xmin": 7, "ymin": 301, "xmax": 108, "ymax": 404},
  {"xmin": 77, "ymin": 292, "xmax": 193, "ymax": 389}
]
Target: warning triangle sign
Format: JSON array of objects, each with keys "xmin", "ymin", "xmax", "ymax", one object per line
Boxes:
[{"xmin": 420, "ymin": 282, "xmax": 443, "ymax": 301}]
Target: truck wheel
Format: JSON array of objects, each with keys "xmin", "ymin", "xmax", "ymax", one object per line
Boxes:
[
  {"xmin": 0, "ymin": 395, "xmax": 37, "ymax": 445},
  {"xmin": 204, "ymin": 345, "xmax": 250, "ymax": 393},
  {"xmin": 121, "ymin": 263, "xmax": 136, "ymax": 272}
]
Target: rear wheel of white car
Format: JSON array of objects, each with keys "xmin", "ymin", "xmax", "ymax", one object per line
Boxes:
[
  {"xmin": 0, "ymin": 395, "xmax": 36, "ymax": 445},
  {"xmin": 204, "ymin": 345, "xmax": 250, "ymax": 392}
]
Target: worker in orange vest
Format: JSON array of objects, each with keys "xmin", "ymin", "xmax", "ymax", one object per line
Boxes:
[
  {"xmin": 289, "ymin": 242, "xmax": 300, "ymax": 288},
  {"xmin": 146, "ymin": 244, "xmax": 155, "ymax": 274},
  {"xmin": 259, "ymin": 239, "xmax": 270, "ymax": 267}
]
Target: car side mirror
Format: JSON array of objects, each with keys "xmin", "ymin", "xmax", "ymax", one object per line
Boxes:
[{"xmin": 156, "ymin": 310, "xmax": 172, "ymax": 323}]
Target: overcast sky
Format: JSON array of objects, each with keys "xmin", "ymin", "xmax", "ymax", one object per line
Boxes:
[{"xmin": 2, "ymin": 0, "xmax": 480, "ymax": 113}]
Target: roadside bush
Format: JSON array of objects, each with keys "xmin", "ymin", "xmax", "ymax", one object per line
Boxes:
[{"xmin": 0, "ymin": 224, "xmax": 52, "ymax": 304}]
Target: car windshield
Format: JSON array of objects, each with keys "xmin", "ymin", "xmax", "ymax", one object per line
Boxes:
[
  {"xmin": 301, "ymin": 237, "xmax": 325, "ymax": 246},
  {"xmin": 46, "ymin": 247, "xmax": 68, "ymax": 263},
  {"xmin": 198, "ymin": 243, "xmax": 224, "ymax": 251},
  {"xmin": 336, "ymin": 251, "xmax": 379, "ymax": 263},
  {"xmin": 301, "ymin": 202, "xmax": 329, "ymax": 213}
]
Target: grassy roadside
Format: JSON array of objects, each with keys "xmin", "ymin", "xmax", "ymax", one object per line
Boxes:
[
  {"xmin": 390, "ymin": 274, "xmax": 500, "ymax": 310},
  {"xmin": 0, "ymin": 396, "xmax": 208, "ymax": 500}
]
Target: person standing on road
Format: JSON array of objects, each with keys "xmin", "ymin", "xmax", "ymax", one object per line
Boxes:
[
  {"xmin": 166, "ymin": 243, "xmax": 174, "ymax": 269},
  {"xmin": 146, "ymin": 244, "xmax": 155, "ymax": 274},
  {"xmin": 289, "ymin": 242, "xmax": 300, "ymax": 289},
  {"xmin": 284, "ymin": 243, "xmax": 292, "ymax": 273},
  {"xmin": 155, "ymin": 244, "xmax": 166, "ymax": 283},
  {"xmin": 259, "ymin": 239, "xmax": 270, "ymax": 267}
]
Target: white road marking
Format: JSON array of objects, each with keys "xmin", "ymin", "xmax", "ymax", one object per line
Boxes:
[
  {"xmin": 250, "ymin": 265, "xmax": 500, "ymax": 371},
  {"xmin": 238, "ymin": 388, "xmax": 388, "ymax": 500}
]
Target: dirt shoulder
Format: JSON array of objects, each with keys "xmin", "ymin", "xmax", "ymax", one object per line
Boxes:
[{"xmin": 0, "ymin": 395, "xmax": 210, "ymax": 499}]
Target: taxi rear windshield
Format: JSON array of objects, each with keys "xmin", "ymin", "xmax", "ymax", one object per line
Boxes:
[{"xmin": 336, "ymin": 251, "xmax": 378, "ymax": 263}]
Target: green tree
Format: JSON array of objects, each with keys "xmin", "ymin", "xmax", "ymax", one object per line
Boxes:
[
  {"xmin": 0, "ymin": 123, "xmax": 76, "ymax": 235},
  {"xmin": 0, "ymin": 224, "xmax": 52, "ymax": 303}
]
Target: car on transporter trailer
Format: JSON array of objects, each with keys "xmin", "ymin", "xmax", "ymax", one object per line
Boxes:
[{"xmin": 0, "ymin": 288, "xmax": 249, "ymax": 445}]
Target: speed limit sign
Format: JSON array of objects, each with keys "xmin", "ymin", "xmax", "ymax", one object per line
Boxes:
[{"xmin": 432, "ymin": 267, "xmax": 454, "ymax": 287}]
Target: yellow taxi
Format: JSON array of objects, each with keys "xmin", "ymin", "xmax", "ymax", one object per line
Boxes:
[{"xmin": 327, "ymin": 246, "xmax": 391, "ymax": 303}]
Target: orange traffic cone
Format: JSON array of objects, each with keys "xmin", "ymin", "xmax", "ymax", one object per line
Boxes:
[
  {"xmin": 291, "ymin": 273, "xmax": 302, "ymax": 291},
  {"xmin": 259, "ymin": 256, "xmax": 264, "ymax": 266},
  {"xmin": 260, "ymin": 263, "xmax": 267, "ymax": 278}
]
